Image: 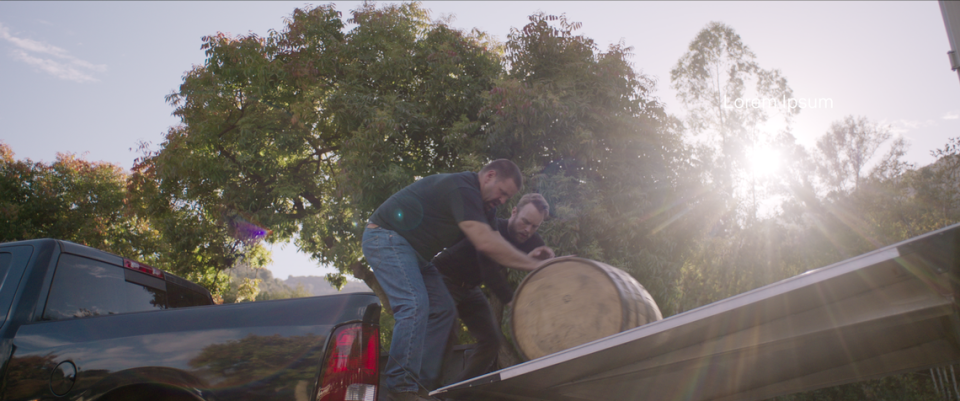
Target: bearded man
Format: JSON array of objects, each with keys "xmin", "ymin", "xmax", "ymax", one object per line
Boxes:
[{"xmin": 432, "ymin": 193, "xmax": 554, "ymax": 384}]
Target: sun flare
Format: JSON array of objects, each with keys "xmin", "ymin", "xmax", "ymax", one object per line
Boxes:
[{"xmin": 747, "ymin": 146, "xmax": 781, "ymax": 177}]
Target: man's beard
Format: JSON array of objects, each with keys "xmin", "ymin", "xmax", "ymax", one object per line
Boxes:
[{"xmin": 509, "ymin": 225, "xmax": 526, "ymax": 242}]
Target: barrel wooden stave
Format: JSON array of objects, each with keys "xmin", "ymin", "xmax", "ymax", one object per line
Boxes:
[{"xmin": 510, "ymin": 258, "xmax": 662, "ymax": 360}]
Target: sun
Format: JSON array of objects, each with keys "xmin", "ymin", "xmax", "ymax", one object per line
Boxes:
[{"xmin": 747, "ymin": 146, "xmax": 781, "ymax": 177}]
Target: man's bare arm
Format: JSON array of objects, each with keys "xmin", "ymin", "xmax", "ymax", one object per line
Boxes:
[{"xmin": 459, "ymin": 220, "xmax": 540, "ymax": 271}]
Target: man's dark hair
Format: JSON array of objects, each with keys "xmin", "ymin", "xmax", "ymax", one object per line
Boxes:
[
  {"xmin": 479, "ymin": 159, "xmax": 523, "ymax": 191},
  {"xmin": 517, "ymin": 193, "xmax": 549, "ymax": 217}
]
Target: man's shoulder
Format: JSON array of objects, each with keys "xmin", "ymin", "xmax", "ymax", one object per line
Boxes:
[
  {"xmin": 446, "ymin": 171, "xmax": 479, "ymax": 188},
  {"xmin": 426, "ymin": 171, "xmax": 479, "ymax": 191},
  {"xmin": 407, "ymin": 171, "xmax": 478, "ymax": 195}
]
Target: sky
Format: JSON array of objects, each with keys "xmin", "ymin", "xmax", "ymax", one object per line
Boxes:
[{"xmin": 2, "ymin": 1, "xmax": 958, "ymax": 279}]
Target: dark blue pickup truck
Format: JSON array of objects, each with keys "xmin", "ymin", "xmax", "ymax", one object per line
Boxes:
[{"xmin": 0, "ymin": 239, "xmax": 381, "ymax": 401}]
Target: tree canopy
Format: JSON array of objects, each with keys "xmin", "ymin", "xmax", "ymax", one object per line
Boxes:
[
  {"xmin": 0, "ymin": 141, "xmax": 262, "ymax": 296},
  {"xmin": 479, "ymin": 12, "xmax": 701, "ymax": 315},
  {"xmin": 148, "ymin": 2, "xmax": 504, "ymax": 306}
]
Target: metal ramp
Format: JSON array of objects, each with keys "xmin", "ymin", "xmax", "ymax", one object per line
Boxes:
[{"xmin": 433, "ymin": 223, "xmax": 960, "ymax": 401}]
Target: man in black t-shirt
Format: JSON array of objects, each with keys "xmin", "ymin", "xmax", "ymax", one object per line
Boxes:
[
  {"xmin": 433, "ymin": 193, "xmax": 554, "ymax": 384},
  {"xmin": 362, "ymin": 160, "xmax": 542, "ymax": 401}
]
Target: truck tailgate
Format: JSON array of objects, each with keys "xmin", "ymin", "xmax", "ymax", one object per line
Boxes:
[{"xmin": 433, "ymin": 223, "xmax": 960, "ymax": 401}]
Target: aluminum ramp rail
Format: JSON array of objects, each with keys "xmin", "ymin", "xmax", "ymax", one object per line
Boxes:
[{"xmin": 432, "ymin": 223, "xmax": 960, "ymax": 401}]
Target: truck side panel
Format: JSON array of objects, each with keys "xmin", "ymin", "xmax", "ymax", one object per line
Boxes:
[
  {"xmin": 0, "ymin": 238, "xmax": 381, "ymax": 401},
  {"xmin": 0, "ymin": 245, "xmax": 34, "ymax": 326},
  {"xmin": 0, "ymin": 244, "xmax": 37, "ymax": 399},
  {"xmin": 4, "ymin": 294, "xmax": 380, "ymax": 401}
]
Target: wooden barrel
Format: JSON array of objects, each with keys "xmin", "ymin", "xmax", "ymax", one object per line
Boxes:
[{"xmin": 510, "ymin": 257, "xmax": 663, "ymax": 360}]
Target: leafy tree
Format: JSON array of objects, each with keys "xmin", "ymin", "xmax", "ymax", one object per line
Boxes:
[
  {"xmin": 665, "ymin": 128, "xmax": 957, "ymax": 400},
  {"xmin": 921, "ymin": 137, "xmax": 960, "ymax": 222},
  {"xmin": 0, "ymin": 141, "xmax": 263, "ymax": 297},
  {"xmin": 427, "ymin": 14, "xmax": 721, "ymax": 368},
  {"xmin": 480, "ymin": 12, "xmax": 701, "ymax": 317},
  {"xmin": 126, "ymin": 143, "xmax": 271, "ymax": 295},
  {"xmin": 668, "ymin": 22, "xmax": 805, "ymax": 311},
  {"xmin": 670, "ymin": 21, "xmax": 799, "ymax": 224},
  {"xmin": 0, "ymin": 142, "xmax": 133, "ymax": 249},
  {"xmin": 670, "ymin": 21, "xmax": 797, "ymax": 152},
  {"xmin": 671, "ymin": 120, "xmax": 908, "ymax": 313},
  {"xmin": 221, "ymin": 262, "xmax": 310, "ymax": 303},
  {"xmin": 848, "ymin": 136, "xmax": 958, "ymax": 242},
  {"xmin": 151, "ymin": 2, "xmax": 503, "ymax": 310},
  {"xmin": 772, "ymin": 136, "xmax": 960, "ymax": 401},
  {"xmin": 0, "ymin": 142, "xmax": 175, "ymax": 272},
  {"xmin": 872, "ymin": 137, "xmax": 913, "ymax": 182},
  {"xmin": 815, "ymin": 115, "xmax": 893, "ymax": 196},
  {"xmin": 673, "ymin": 124, "xmax": 957, "ymax": 398}
]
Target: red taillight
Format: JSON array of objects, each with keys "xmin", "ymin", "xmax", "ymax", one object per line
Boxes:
[
  {"xmin": 318, "ymin": 323, "xmax": 379, "ymax": 401},
  {"xmin": 123, "ymin": 258, "xmax": 164, "ymax": 279},
  {"xmin": 364, "ymin": 329, "xmax": 378, "ymax": 371}
]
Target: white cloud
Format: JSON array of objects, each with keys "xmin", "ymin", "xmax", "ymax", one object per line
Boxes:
[
  {"xmin": 0, "ymin": 23, "xmax": 106, "ymax": 83},
  {"xmin": 943, "ymin": 111, "xmax": 959, "ymax": 120},
  {"xmin": 12, "ymin": 50, "xmax": 99, "ymax": 83},
  {"xmin": 881, "ymin": 118, "xmax": 937, "ymax": 136}
]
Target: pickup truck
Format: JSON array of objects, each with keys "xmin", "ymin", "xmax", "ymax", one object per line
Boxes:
[
  {"xmin": 10, "ymin": 224, "xmax": 954, "ymax": 401},
  {"xmin": 0, "ymin": 238, "xmax": 381, "ymax": 401}
]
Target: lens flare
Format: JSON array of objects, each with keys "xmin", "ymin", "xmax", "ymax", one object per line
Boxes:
[{"xmin": 225, "ymin": 212, "xmax": 271, "ymax": 243}]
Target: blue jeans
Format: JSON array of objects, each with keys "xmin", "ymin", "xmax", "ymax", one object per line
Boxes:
[{"xmin": 362, "ymin": 226, "xmax": 456, "ymax": 393}]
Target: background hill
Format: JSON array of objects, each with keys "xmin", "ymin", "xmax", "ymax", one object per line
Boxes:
[
  {"xmin": 222, "ymin": 264, "xmax": 370, "ymax": 302},
  {"xmin": 284, "ymin": 276, "xmax": 372, "ymax": 296}
]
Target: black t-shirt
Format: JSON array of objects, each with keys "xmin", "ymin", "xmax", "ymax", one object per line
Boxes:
[
  {"xmin": 369, "ymin": 172, "xmax": 494, "ymax": 261},
  {"xmin": 433, "ymin": 218, "xmax": 545, "ymax": 304}
]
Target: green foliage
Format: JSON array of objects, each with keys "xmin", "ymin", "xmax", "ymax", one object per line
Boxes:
[
  {"xmin": 126, "ymin": 142, "xmax": 271, "ymax": 295},
  {"xmin": 379, "ymin": 309, "xmax": 396, "ymax": 351},
  {"xmin": 672, "ymin": 115, "xmax": 960, "ymax": 396},
  {"xmin": 481, "ymin": 13, "xmax": 699, "ymax": 314},
  {"xmin": 671, "ymin": 21, "xmax": 797, "ymax": 147},
  {"xmin": 816, "ymin": 115, "xmax": 894, "ymax": 196},
  {"xmin": 0, "ymin": 142, "xmax": 136, "ymax": 251},
  {"xmin": 152, "ymin": 2, "xmax": 504, "ymax": 309},
  {"xmin": 235, "ymin": 277, "xmax": 262, "ymax": 303},
  {"xmin": 775, "ymin": 371, "xmax": 938, "ymax": 401},
  {"xmin": 666, "ymin": 29, "xmax": 960, "ymax": 401},
  {"xmin": 670, "ymin": 21, "xmax": 800, "ymax": 227},
  {"xmin": 221, "ymin": 262, "xmax": 311, "ymax": 303},
  {"xmin": 0, "ymin": 141, "xmax": 263, "ymax": 298}
]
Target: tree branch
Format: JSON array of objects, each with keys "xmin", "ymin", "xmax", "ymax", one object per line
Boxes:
[{"xmin": 350, "ymin": 261, "xmax": 392, "ymax": 314}]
